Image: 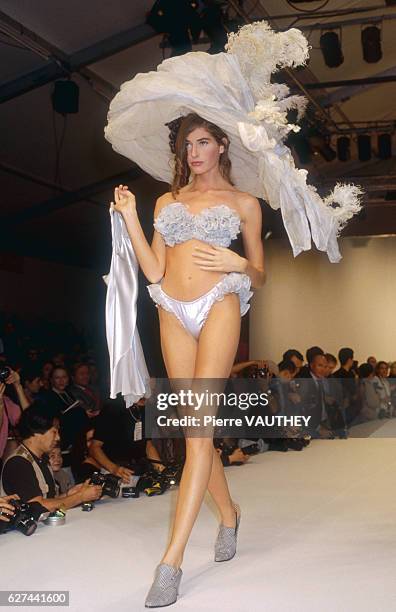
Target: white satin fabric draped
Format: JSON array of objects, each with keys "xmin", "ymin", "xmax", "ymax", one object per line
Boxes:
[{"xmin": 103, "ymin": 208, "xmax": 151, "ymax": 407}]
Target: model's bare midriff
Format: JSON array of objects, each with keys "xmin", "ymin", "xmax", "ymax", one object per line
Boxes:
[
  {"xmin": 159, "ymin": 191, "xmax": 243, "ymax": 301},
  {"xmin": 160, "ymin": 240, "xmax": 227, "ymax": 301}
]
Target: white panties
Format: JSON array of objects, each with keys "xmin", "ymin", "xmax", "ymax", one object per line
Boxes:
[{"xmin": 147, "ymin": 272, "xmax": 253, "ymax": 340}]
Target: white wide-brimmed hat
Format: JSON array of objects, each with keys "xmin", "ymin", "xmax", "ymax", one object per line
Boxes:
[{"xmin": 105, "ymin": 21, "xmax": 362, "ymax": 263}]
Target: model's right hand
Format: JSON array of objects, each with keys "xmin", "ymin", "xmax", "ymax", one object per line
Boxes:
[{"xmin": 111, "ymin": 184, "xmax": 136, "ymax": 215}]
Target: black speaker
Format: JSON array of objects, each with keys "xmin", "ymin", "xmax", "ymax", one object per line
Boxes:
[
  {"xmin": 358, "ymin": 134, "xmax": 371, "ymax": 161},
  {"xmin": 337, "ymin": 137, "xmax": 350, "ymax": 162},
  {"xmin": 320, "ymin": 31, "xmax": 344, "ymax": 68},
  {"xmin": 378, "ymin": 134, "xmax": 392, "ymax": 159},
  {"xmin": 361, "ymin": 26, "xmax": 382, "ymax": 63},
  {"xmin": 52, "ymin": 80, "xmax": 79, "ymax": 114}
]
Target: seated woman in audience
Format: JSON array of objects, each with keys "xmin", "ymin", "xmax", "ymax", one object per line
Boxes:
[{"xmin": 48, "ymin": 443, "xmax": 74, "ymax": 494}]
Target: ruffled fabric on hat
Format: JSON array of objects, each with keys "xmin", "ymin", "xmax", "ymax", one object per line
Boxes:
[{"xmin": 104, "ymin": 21, "xmax": 363, "ymax": 263}]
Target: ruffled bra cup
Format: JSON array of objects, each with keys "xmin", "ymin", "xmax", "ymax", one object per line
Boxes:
[{"xmin": 154, "ymin": 202, "xmax": 241, "ymax": 248}]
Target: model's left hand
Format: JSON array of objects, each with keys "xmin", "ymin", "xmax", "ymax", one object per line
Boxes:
[{"xmin": 192, "ymin": 245, "xmax": 246, "ymax": 273}]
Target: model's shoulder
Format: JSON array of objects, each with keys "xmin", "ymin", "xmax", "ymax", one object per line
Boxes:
[
  {"xmin": 154, "ymin": 192, "xmax": 177, "ymax": 214},
  {"xmin": 233, "ymin": 191, "xmax": 261, "ymax": 223},
  {"xmin": 234, "ymin": 191, "xmax": 260, "ymax": 210}
]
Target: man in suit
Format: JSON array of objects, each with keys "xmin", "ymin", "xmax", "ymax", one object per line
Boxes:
[{"xmin": 298, "ymin": 354, "xmax": 335, "ymax": 438}]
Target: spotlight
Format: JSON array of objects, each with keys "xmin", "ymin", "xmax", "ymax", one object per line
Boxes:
[
  {"xmin": 378, "ymin": 133, "xmax": 392, "ymax": 159},
  {"xmin": 337, "ymin": 137, "xmax": 350, "ymax": 162},
  {"xmin": 361, "ymin": 25, "xmax": 382, "ymax": 63},
  {"xmin": 358, "ymin": 135, "xmax": 371, "ymax": 161},
  {"xmin": 320, "ymin": 31, "xmax": 344, "ymax": 68},
  {"xmin": 52, "ymin": 80, "xmax": 79, "ymax": 114}
]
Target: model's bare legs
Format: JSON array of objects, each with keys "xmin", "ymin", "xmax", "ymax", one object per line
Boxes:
[
  {"xmin": 158, "ymin": 294, "xmax": 241, "ymax": 569},
  {"xmin": 207, "ymin": 445, "xmax": 238, "ymax": 527}
]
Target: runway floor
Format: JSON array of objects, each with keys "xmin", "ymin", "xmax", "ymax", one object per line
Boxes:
[{"xmin": 2, "ymin": 420, "xmax": 396, "ymax": 611}]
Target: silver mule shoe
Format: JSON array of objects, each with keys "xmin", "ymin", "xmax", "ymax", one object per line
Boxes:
[
  {"xmin": 214, "ymin": 503, "xmax": 241, "ymax": 562},
  {"xmin": 145, "ymin": 563, "xmax": 183, "ymax": 608}
]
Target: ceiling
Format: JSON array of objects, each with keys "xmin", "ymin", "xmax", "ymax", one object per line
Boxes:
[{"xmin": 1, "ymin": 0, "xmax": 396, "ymax": 270}]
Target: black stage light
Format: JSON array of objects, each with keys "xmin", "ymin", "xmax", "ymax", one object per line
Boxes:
[
  {"xmin": 288, "ymin": 132, "xmax": 312, "ymax": 164},
  {"xmin": 309, "ymin": 132, "xmax": 337, "ymax": 162},
  {"xmin": 147, "ymin": 0, "xmax": 201, "ymax": 56},
  {"xmin": 201, "ymin": 0, "xmax": 228, "ymax": 54},
  {"xmin": 385, "ymin": 191, "xmax": 396, "ymax": 200},
  {"xmin": 337, "ymin": 136, "xmax": 350, "ymax": 162},
  {"xmin": 52, "ymin": 80, "xmax": 79, "ymax": 114},
  {"xmin": 358, "ymin": 134, "xmax": 371, "ymax": 161},
  {"xmin": 361, "ymin": 25, "xmax": 382, "ymax": 63},
  {"xmin": 378, "ymin": 133, "xmax": 392, "ymax": 159},
  {"xmin": 320, "ymin": 31, "xmax": 344, "ymax": 68}
]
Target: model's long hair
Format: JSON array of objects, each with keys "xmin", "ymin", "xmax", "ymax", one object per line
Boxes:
[{"xmin": 167, "ymin": 113, "xmax": 233, "ymax": 198}]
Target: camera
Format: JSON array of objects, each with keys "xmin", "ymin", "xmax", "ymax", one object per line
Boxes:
[
  {"xmin": 89, "ymin": 472, "xmax": 121, "ymax": 498},
  {"xmin": 0, "ymin": 366, "xmax": 11, "ymax": 384},
  {"xmin": 241, "ymin": 443, "xmax": 260, "ymax": 456},
  {"xmin": 250, "ymin": 364, "xmax": 269, "ymax": 379},
  {"xmin": 0, "ymin": 499, "xmax": 38, "ymax": 536}
]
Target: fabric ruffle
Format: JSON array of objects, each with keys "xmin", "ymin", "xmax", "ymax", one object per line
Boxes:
[
  {"xmin": 147, "ymin": 272, "xmax": 253, "ymax": 319},
  {"xmin": 153, "ymin": 202, "xmax": 241, "ymax": 247},
  {"xmin": 105, "ymin": 21, "xmax": 363, "ymax": 263}
]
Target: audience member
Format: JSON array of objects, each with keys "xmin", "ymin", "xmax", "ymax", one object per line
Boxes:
[
  {"xmin": 282, "ymin": 349, "xmax": 304, "ymax": 376},
  {"xmin": 334, "ymin": 348, "xmax": 359, "ymax": 424},
  {"xmin": 0, "ymin": 369, "xmax": 30, "ymax": 464},
  {"xmin": 298, "ymin": 346, "xmax": 325, "ymax": 378},
  {"xmin": 373, "ymin": 361, "xmax": 394, "ymax": 418},
  {"xmin": 89, "ymin": 398, "xmax": 164, "ymax": 484},
  {"xmin": 21, "ymin": 366, "xmax": 44, "ymax": 404},
  {"xmin": 45, "ymin": 367, "xmax": 90, "ymax": 469},
  {"xmin": 358, "ymin": 363, "xmax": 380, "ymax": 421},
  {"xmin": 0, "ymin": 402, "xmax": 102, "ymax": 512},
  {"xmin": 69, "ymin": 363, "xmax": 101, "ymax": 418},
  {"xmin": 48, "ymin": 444, "xmax": 74, "ymax": 494}
]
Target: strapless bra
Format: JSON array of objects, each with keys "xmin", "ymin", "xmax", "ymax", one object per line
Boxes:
[{"xmin": 153, "ymin": 202, "xmax": 242, "ymax": 247}]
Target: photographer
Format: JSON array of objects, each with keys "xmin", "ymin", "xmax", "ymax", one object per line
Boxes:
[
  {"xmin": 89, "ymin": 397, "xmax": 164, "ymax": 484},
  {"xmin": 0, "ymin": 494, "xmax": 20, "ymax": 523},
  {"xmin": 0, "ymin": 368, "xmax": 30, "ymax": 463},
  {"xmin": 0, "ymin": 401, "xmax": 102, "ymax": 512}
]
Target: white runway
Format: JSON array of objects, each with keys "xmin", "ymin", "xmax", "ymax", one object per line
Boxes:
[{"xmin": 2, "ymin": 421, "xmax": 396, "ymax": 612}]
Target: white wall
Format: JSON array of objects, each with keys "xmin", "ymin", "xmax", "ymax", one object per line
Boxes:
[{"xmin": 250, "ymin": 235, "xmax": 396, "ymax": 365}]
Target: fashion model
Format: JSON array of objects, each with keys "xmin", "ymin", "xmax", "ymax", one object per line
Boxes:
[
  {"xmin": 104, "ymin": 21, "xmax": 363, "ymax": 608},
  {"xmin": 112, "ymin": 111, "xmax": 265, "ymax": 607}
]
